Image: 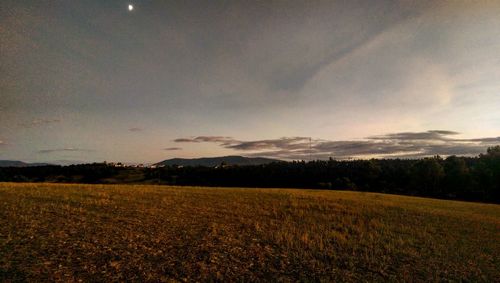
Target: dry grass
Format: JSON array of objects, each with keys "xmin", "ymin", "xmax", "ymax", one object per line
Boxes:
[{"xmin": 0, "ymin": 182, "xmax": 499, "ymax": 282}]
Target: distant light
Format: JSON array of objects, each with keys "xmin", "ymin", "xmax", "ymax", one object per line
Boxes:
[{"xmin": 128, "ymin": 4, "xmax": 134, "ymax": 11}]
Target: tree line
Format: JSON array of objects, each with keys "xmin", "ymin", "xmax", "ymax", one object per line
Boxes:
[{"xmin": 1, "ymin": 146, "xmax": 499, "ymax": 203}]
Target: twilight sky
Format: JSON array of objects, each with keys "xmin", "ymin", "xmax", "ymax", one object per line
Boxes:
[{"xmin": 1, "ymin": 0, "xmax": 500, "ymax": 164}]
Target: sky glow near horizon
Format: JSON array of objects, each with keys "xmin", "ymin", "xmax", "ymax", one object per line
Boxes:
[{"xmin": 1, "ymin": 0, "xmax": 500, "ymax": 164}]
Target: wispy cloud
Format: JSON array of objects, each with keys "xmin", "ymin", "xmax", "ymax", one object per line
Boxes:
[
  {"xmin": 164, "ymin": 147, "xmax": 182, "ymax": 151},
  {"xmin": 128, "ymin": 127, "xmax": 143, "ymax": 132},
  {"xmin": 174, "ymin": 131, "xmax": 500, "ymax": 160},
  {"xmin": 19, "ymin": 118, "xmax": 61, "ymax": 128},
  {"xmin": 37, "ymin": 148, "xmax": 92, "ymax": 154}
]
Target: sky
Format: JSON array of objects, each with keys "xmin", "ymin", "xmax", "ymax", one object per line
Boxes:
[{"xmin": 1, "ymin": 0, "xmax": 500, "ymax": 164}]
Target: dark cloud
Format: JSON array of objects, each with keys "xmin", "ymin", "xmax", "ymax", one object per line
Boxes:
[
  {"xmin": 226, "ymin": 137, "xmax": 311, "ymax": 151},
  {"xmin": 38, "ymin": 148, "xmax": 92, "ymax": 154},
  {"xmin": 173, "ymin": 138, "xmax": 195, "ymax": 143},
  {"xmin": 128, "ymin": 127, "xmax": 143, "ymax": 132},
  {"xmin": 173, "ymin": 131, "xmax": 500, "ymax": 160},
  {"xmin": 429, "ymin": 130, "xmax": 460, "ymax": 135},
  {"xmin": 163, "ymin": 147, "xmax": 182, "ymax": 151},
  {"xmin": 173, "ymin": 136, "xmax": 235, "ymax": 144}
]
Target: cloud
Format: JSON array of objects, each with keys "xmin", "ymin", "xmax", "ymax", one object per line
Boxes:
[
  {"xmin": 163, "ymin": 147, "xmax": 182, "ymax": 151},
  {"xmin": 19, "ymin": 118, "xmax": 61, "ymax": 128},
  {"xmin": 368, "ymin": 130, "xmax": 460, "ymax": 141},
  {"xmin": 173, "ymin": 136, "xmax": 235, "ymax": 144},
  {"xmin": 468, "ymin": 137, "xmax": 500, "ymax": 143},
  {"xmin": 128, "ymin": 127, "xmax": 143, "ymax": 132},
  {"xmin": 226, "ymin": 137, "xmax": 311, "ymax": 151},
  {"xmin": 38, "ymin": 148, "xmax": 92, "ymax": 154},
  {"xmin": 173, "ymin": 131, "xmax": 500, "ymax": 160}
]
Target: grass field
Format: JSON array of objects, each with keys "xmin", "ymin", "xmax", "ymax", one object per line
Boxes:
[{"xmin": 0, "ymin": 183, "xmax": 499, "ymax": 282}]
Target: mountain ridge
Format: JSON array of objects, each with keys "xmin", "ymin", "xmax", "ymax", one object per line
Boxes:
[{"xmin": 0, "ymin": 160, "xmax": 51, "ymax": 167}]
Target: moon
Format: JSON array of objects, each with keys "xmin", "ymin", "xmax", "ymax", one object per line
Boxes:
[{"xmin": 128, "ymin": 4, "xmax": 134, "ymax": 11}]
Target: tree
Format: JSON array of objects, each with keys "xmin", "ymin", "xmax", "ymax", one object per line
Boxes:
[
  {"xmin": 486, "ymin": 145, "xmax": 500, "ymax": 158},
  {"xmin": 443, "ymin": 156, "xmax": 470, "ymax": 197},
  {"xmin": 476, "ymin": 146, "xmax": 500, "ymax": 202},
  {"xmin": 412, "ymin": 157, "xmax": 445, "ymax": 196}
]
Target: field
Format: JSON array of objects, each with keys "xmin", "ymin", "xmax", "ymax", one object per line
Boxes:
[{"xmin": 1, "ymin": 183, "xmax": 499, "ymax": 282}]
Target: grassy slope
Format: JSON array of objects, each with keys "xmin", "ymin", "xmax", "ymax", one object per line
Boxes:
[{"xmin": 0, "ymin": 183, "xmax": 498, "ymax": 282}]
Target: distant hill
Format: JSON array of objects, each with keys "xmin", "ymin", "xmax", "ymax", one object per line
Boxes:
[
  {"xmin": 0, "ymin": 160, "xmax": 51, "ymax": 167},
  {"xmin": 155, "ymin": 156, "xmax": 282, "ymax": 167}
]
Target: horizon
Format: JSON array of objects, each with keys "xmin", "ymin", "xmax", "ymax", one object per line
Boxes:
[
  {"xmin": 2, "ymin": 147, "xmax": 497, "ymax": 167},
  {"xmin": 2, "ymin": 1, "xmax": 500, "ymax": 164}
]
